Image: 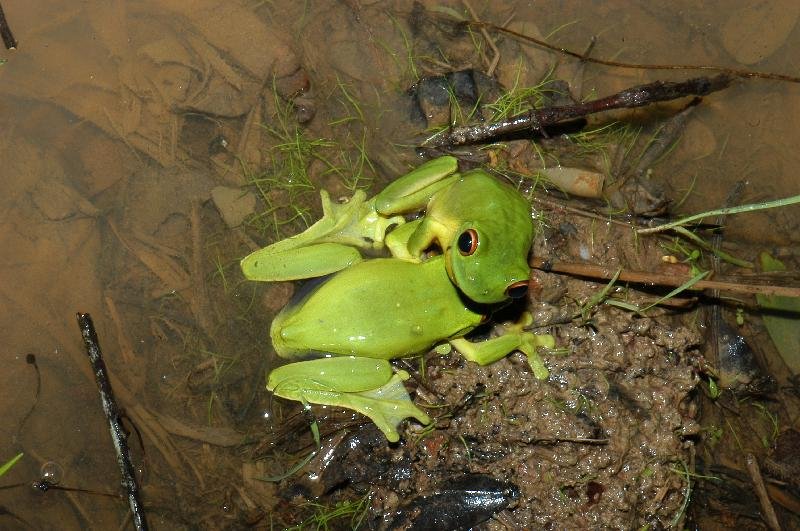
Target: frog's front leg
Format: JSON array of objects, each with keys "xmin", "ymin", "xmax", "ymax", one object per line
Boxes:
[
  {"xmin": 449, "ymin": 314, "xmax": 554, "ymax": 380},
  {"xmin": 384, "ymin": 219, "xmax": 423, "ymax": 261},
  {"xmin": 267, "ymin": 356, "xmax": 432, "ymax": 442},
  {"xmin": 374, "ymin": 156, "xmax": 459, "ymax": 214},
  {"xmin": 384, "ymin": 216, "xmax": 450, "ymax": 262}
]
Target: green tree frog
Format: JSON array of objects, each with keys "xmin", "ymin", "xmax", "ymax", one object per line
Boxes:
[
  {"xmin": 240, "ymin": 156, "xmax": 534, "ymax": 304},
  {"xmin": 265, "ymin": 255, "xmax": 554, "ymax": 442}
]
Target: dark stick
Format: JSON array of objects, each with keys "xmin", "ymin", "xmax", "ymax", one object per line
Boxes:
[
  {"xmin": 76, "ymin": 313, "xmax": 148, "ymax": 531},
  {"xmin": 424, "ymin": 74, "xmax": 732, "ymax": 148},
  {"xmin": 0, "ymin": 2, "xmax": 17, "ymax": 50},
  {"xmin": 14, "ymin": 354, "xmax": 41, "ymax": 444}
]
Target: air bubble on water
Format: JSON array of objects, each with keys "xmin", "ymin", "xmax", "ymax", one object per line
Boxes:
[{"xmin": 40, "ymin": 461, "xmax": 64, "ymax": 485}]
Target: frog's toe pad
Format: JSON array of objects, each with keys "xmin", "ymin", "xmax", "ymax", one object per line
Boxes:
[{"xmin": 343, "ymin": 371, "xmax": 431, "ymax": 442}]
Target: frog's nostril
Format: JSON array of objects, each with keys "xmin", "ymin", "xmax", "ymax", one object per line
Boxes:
[{"xmin": 506, "ymin": 281, "xmax": 529, "ymax": 299}]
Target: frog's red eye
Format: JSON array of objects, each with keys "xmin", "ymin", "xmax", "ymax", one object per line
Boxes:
[{"xmin": 457, "ymin": 229, "xmax": 478, "ymax": 256}]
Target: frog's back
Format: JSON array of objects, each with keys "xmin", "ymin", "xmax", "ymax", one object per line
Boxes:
[{"xmin": 271, "ymin": 257, "xmax": 482, "ymax": 360}]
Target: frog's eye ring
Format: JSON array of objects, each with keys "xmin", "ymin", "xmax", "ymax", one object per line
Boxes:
[
  {"xmin": 506, "ymin": 281, "xmax": 529, "ymax": 299},
  {"xmin": 457, "ymin": 229, "xmax": 478, "ymax": 256}
]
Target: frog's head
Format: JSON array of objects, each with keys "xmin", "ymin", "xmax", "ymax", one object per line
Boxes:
[{"xmin": 445, "ymin": 218, "xmax": 533, "ymax": 305}]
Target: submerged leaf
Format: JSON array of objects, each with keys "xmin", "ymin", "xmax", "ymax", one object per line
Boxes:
[{"xmin": 756, "ymin": 253, "xmax": 800, "ymax": 375}]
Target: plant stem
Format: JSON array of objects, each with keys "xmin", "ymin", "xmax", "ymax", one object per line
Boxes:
[{"xmin": 636, "ymin": 194, "xmax": 800, "ymax": 235}]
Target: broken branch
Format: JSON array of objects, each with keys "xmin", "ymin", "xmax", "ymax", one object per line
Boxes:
[{"xmin": 425, "ymin": 75, "xmax": 732, "ymax": 147}]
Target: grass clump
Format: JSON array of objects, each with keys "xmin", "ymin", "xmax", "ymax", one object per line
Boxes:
[
  {"xmin": 486, "ymin": 62, "xmax": 559, "ymax": 121},
  {"xmin": 285, "ymin": 493, "xmax": 371, "ymax": 531},
  {"xmin": 245, "ymin": 81, "xmax": 381, "ymax": 242}
]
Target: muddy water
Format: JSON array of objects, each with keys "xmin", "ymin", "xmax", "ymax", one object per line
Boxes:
[{"xmin": 0, "ymin": 0, "xmax": 798, "ymax": 529}]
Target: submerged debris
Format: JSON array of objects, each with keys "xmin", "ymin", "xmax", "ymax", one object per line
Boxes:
[
  {"xmin": 763, "ymin": 429, "xmax": 800, "ymax": 490},
  {"xmin": 712, "ymin": 315, "xmax": 775, "ymax": 395},
  {"xmin": 382, "ymin": 474, "xmax": 519, "ymax": 530}
]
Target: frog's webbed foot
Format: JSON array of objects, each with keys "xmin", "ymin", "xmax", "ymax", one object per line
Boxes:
[
  {"xmin": 342, "ymin": 370, "xmax": 432, "ymax": 442},
  {"xmin": 450, "ymin": 313, "xmax": 555, "ymax": 379},
  {"xmin": 267, "ymin": 357, "xmax": 431, "ymax": 442},
  {"xmin": 241, "ymin": 189, "xmax": 405, "ymax": 282},
  {"xmin": 241, "ymin": 242, "xmax": 363, "ymax": 281}
]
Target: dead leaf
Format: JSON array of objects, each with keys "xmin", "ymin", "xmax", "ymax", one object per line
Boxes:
[{"xmin": 756, "ymin": 252, "xmax": 800, "ymax": 375}]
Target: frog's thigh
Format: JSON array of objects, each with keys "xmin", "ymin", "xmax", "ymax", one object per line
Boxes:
[
  {"xmin": 450, "ymin": 332, "xmax": 553, "ymax": 380},
  {"xmin": 241, "ymin": 242, "xmax": 362, "ymax": 281},
  {"xmin": 267, "ymin": 357, "xmax": 431, "ymax": 442}
]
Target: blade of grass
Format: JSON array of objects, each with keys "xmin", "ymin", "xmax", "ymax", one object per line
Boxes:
[
  {"xmin": 637, "ymin": 269, "xmax": 709, "ymax": 312},
  {"xmin": 637, "ymin": 194, "xmax": 800, "ymax": 235},
  {"xmin": 672, "ymin": 226, "xmax": 753, "ymax": 268},
  {"xmin": 579, "ymin": 268, "xmax": 621, "ymax": 319},
  {"xmin": 0, "ymin": 453, "xmax": 23, "ymax": 477},
  {"xmin": 258, "ymin": 416, "xmax": 321, "ymax": 483}
]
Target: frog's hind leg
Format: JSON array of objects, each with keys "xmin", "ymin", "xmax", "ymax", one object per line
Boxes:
[{"xmin": 267, "ymin": 357, "xmax": 431, "ymax": 442}]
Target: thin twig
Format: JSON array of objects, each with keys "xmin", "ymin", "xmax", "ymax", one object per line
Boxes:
[
  {"xmin": 532, "ymin": 196, "xmax": 634, "ymax": 229},
  {"xmin": 462, "ymin": 0, "xmax": 500, "ymax": 76},
  {"xmin": 76, "ymin": 313, "xmax": 148, "ymax": 531},
  {"xmin": 522, "ymin": 437, "xmax": 609, "ymax": 445},
  {"xmin": 425, "ymin": 74, "xmax": 732, "ymax": 147},
  {"xmin": 530, "ymin": 257, "xmax": 800, "ymax": 298},
  {"xmin": 465, "ymin": 20, "xmax": 800, "ymax": 84},
  {"xmin": 745, "ymin": 453, "xmax": 782, "ymax": 531},
  {"xmin": 190, "ymin": 201, "xmax": 214, "ymax": 337},
  {"xmin": 0, "ymin": 1, "xmax": 17, "ymax": 50}
]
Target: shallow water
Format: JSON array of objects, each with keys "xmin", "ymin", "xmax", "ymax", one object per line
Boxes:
[{"xmin": 0, "ymin": 0, "xmax": 798, "ymax": 528}]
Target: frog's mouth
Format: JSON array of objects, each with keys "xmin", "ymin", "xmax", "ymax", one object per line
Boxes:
[
  {"xmin": 505, "ymin": 280, "xmax": 529, "ymax": 299},
  {"xmin": 443, "ymin": 246, "xmax": 457, "ymax": 285}
]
